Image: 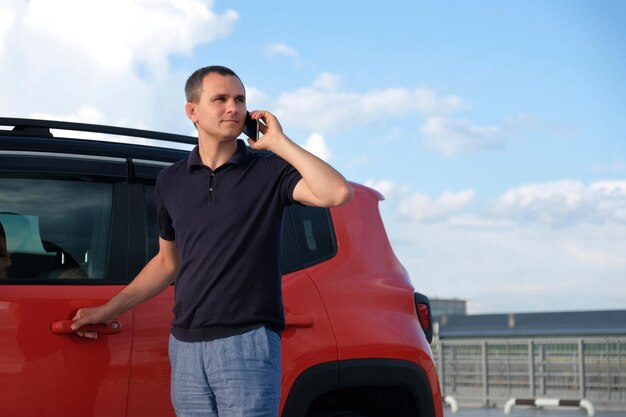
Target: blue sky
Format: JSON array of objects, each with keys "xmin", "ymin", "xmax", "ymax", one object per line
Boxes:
[{"xmin": 1, "ymin": 0, "xmax": 625, "ymax": 313}]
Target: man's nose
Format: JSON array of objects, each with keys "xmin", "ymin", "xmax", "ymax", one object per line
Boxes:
[{"xmin": 225, "ymin": 99, "xmax": 239, "ymax": 113}]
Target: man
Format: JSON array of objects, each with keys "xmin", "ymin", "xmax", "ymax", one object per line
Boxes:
[{"xmin": 71, "ymin": 65, "xmax": 353, "ymax": 417}]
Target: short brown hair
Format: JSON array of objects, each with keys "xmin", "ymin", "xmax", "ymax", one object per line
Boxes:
[{"xmin": 185, "ymin": 66, "xmax": 243, "ymax": 103}]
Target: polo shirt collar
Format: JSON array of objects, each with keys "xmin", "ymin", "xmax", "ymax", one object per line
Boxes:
[{"xmin": 187, "ymin": 139, "xmax": 252, "ymax": 171}]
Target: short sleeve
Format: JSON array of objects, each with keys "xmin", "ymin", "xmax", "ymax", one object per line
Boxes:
[{"xmin": 277, "ymin": 159, "xmax": 302, "ymax": 206}]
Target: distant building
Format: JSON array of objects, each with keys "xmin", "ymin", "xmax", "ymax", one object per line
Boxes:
[
  {"xmin": 430, "ymin": 298, "xmax": 466, "ymax": 320},
  {"xmin": 436, "ymin": 309, "xmax": 626, "ymax": 339},
  {"xmin": 431, "ymin": 311, "xmax": 626, "ymax": 410}
]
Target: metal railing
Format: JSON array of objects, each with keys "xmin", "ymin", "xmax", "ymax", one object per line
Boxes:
[{"xmin": 431, "ymin": 337, "xmax": 626, "ymax": 411}]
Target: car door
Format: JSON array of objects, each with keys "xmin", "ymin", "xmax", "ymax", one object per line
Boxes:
[
  {"xmin": 0, "ymin": 151, "xmax": 133, "ymax": 417},
  {"xmin": 279, "ymin": 205, "xmax": 339, "ymax": 414}
]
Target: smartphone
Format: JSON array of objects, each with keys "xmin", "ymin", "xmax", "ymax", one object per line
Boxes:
[{"xmin": 243, "ymin": 112, "xmax": 259, "ymax": 141}]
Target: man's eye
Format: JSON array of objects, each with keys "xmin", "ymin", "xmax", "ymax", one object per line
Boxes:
[{"xmin": 235, "ymin": 97, "xmax": 245, "ymax": 103}]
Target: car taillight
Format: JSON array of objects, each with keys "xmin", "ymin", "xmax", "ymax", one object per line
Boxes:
[
  {"xmin": 414, "ymin": 292, "xmax": 433, "ymax": 344},
  {"xmin": 417, "ymin": 303, "xmax": 431, "ymax": 331}
]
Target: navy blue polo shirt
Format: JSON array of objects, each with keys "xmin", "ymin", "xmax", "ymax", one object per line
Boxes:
[{"xmin": 154, "ymin": 139, "xmax": 302, "ymax": 342}]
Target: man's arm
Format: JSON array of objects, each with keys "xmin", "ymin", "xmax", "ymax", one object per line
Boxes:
[
  {"xmin": 248, "ymin": 110, "xmax": 353, "ymax": 207},
  {"xmin": 71, "ymin": 238, "xmax": 179, "ymax": 338}
]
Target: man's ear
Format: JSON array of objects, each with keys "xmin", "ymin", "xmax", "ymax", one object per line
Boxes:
[{"xmin": 185, "ymin": 102, "xmax": 197, "ymax": 123}]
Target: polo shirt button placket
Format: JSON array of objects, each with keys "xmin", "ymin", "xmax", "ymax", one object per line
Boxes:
[{"xmin": 208, "ymin": 172, "xmax": 215, "ymax": 201}]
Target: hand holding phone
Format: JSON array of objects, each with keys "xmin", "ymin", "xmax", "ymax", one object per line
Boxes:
[
  {"xmin": 243, "ymin": 112, "xmax": 259, "ymax": 141},
  {"xmin": 244, "ymin": 111, "xmax": 277, "ymax": 148}
]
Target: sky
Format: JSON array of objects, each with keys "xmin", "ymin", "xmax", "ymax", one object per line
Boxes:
[{"xmin": 1, "ymin": 0, "xmax": 625, "ymax": 314}]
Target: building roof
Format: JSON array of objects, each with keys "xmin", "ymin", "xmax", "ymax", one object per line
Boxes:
[{"xmin": 436, "ymin": 309, "xmax": 626, "ymax": 338}]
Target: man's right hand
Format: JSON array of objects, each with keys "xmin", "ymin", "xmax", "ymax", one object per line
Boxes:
[{"xmin": 71, "ymin": 306, "xmax": 109, "ymax": 339}]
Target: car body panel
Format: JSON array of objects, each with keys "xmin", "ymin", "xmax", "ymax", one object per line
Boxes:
[
  {"xmin": 280, "ymin": 269, "xmax": 338, "ymax": 413},
  {"xmin": 0, "ymin": 285, "xmax": 133, "ymax": 417},
  {"xmin": 303, "ymin": 185, "xmax": 444, "ymax": 416},
  {"xmin": 126, "ymin": 287, "xmax": 176, "ymax": 417}
]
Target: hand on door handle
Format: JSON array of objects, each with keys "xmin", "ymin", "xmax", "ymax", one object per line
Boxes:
[{"xmin": 51, "ymin": 320, "xmax": 122, "ymax": 336}]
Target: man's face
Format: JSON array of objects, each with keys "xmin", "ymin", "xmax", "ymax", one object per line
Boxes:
[{"xmin": 186, "ymin": 73, "xmax": 247, "ymax": 142}]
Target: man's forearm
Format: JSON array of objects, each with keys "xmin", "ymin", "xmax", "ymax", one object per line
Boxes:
[
  {"xmin": 271, "ymin": 134, "xmax": 353, "ymax": 206},
  {"xmin": 100, "ymin": 255, "xmax": 177, "ymax": 321},
  {"xmin": 107, "ymin": 257, "xmax": 176, "ymax": 315},
  {"xmin": 247, "ymin": 110, "xmax": 353, "ymax": 207}
]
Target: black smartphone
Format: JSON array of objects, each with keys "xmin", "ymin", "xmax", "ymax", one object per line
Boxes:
[{"xmin": 243, "ymin": 112, "xmax": 259, "ymax": 141}]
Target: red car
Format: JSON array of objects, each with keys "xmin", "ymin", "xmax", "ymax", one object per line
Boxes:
[{"xmin": 0, "ymin": 118, "xmax": 442, "ymax": 417}]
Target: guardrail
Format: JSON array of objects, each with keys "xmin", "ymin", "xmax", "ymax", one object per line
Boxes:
[{"xmin": 431, "ymin": 336, "xmax": 626, "ymax": 411}]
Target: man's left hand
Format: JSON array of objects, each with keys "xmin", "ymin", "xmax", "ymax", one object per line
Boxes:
[{"xmin": 246, "ymin": 110, "xmax": 288, "ymax": 151}]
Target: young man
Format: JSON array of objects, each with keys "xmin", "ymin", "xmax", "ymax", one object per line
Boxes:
[{"xmin": 71, "ymin": 66, "xmax": 353, "ymax": 417}]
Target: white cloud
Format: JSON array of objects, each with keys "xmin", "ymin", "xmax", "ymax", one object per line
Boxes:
[
  {"xmin": 314, "ymin": 73, "xmax": 342, "ymax": 90},
  {"xmin": 0, "ymin": 0, "xmax": 238, "ymax": 132},
  {"xmin": 245, "ymin": 86, "xmax": 271, "ymax": 110},
  {"xmin": 364, "ymin": 179, "xmax": 397, "ymax": 199},
  {"xmin": 0, "ymin": 5, "xmax": 15, "ymax": 59},
  {"xmin": 491, "ymin": 180, "xmax": 626, "ymax": 226},
  {"xmin": 385, "ymin": 211, "xmax": 626, "ymax": 313},
  {"xmin": 30, "ymin": 107, "xmax": 106, "ymax": 125},
  {"xmin": 399, "ymin": 189, "xmax": 475, "ymax": 222},
  {"xmin": 591, "ymin": 180, "xmax": 626, "ymax": 194},
  {"xmin": 382, "ymin": 179, "xmax": 626, "ymax": 228},
  {"xmin": 303, "ymin": 133, "xmax": 331, "ymax": 161},
  {"xmin": 274, "ymin": 74, "xmax": 468, "ymax": 134},
  {"xmin": 421, "ymin": 116, "xmax": 502, "ymax": 156},
  {"xmin": 420, "ymin": 113, "xmax": 545, "ymax": 157},
  {"xmin": 563, "ymin": 242, "xmax": 626, "ymax": 267},
  {"xmin": 591, "ymin": 161, "xmax": 626, "ymax": 174},
  {"xmin": 345, "ymin": 154, "xmax": 370, "ymax": 169},
  {"xmin": 265, "ymin": 43, "xmax": 299, "ymax": 58},
  {"xmin": 447, "ymin": 214, "xmax": 513, "ymax": 229},
  {"xmin": 22, "ymin": 0, "xmax": 237, "ymax": 73},
  {"xmin": 258, "ymin": 74, "xmax": 536, "ymax": 159}
]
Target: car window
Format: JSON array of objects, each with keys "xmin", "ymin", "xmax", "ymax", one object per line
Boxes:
[
  {"xmin": 0, "ymin": 176, "xmax": 112, "ymax": 280},
  {"xmin": 289, "ymin": 205, "xmax": 336, "ymax": 268}
]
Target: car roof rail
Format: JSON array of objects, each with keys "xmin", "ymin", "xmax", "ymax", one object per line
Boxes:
[{"xmin": 0, "ymin": 117, "xmax": 197, "ymax": 145}]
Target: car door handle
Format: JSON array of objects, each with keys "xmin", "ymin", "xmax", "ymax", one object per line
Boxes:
[
  {"xmin": 50, "ymin": 320, "xmax": 122, "ymax": 335},
  {"xmin": 285, "ymin": 314, "xmax": 315, "ymax": 328}
]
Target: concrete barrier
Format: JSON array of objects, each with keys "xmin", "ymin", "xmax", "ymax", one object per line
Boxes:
[
  {"xmin": 444, "ymin": 395, "xmax": 458, "ymax": 413},
  {"xmin": 504, "ymin": 398, "xmax": 595, "ymax": 416}
]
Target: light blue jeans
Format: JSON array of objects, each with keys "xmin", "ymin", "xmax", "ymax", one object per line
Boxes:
[{"xmin": 169, "ymin": 326, "xmax": 281, "ymax": 417}]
